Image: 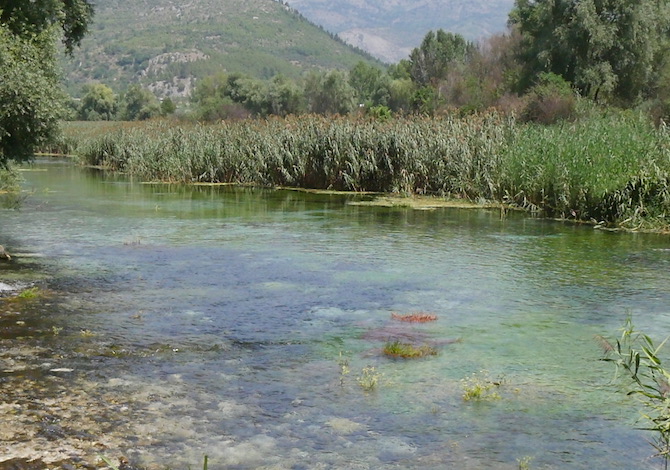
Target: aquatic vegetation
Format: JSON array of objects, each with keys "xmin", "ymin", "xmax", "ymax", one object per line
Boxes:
[
  {"xmin": 598, "ymin": 317, "xmax": 670, "ymax": 468},
  {"xmin": 461, "ymin": 371, "xmax": 502, "ymax": 401},
  {"xmin": 518, "ymin": 456, "xmax": 533, "ymax": 470},
  {"xmin": 338, "ymin": 351, "xmax": 350, "ymax": 387},
  {"xmin": 391, "ymin": 312, "xmax": 438, "ymax": 323},
  {"xmin": 383, "ymin": 340, "xmax": 438, "ymax": 358},
  {"xmin": 17, "ymin": 287, "xmax": 40, "ymax": 299},
  {"xmin": 357, "ymin": 366, "xmax": 383, "ymax": 391}
]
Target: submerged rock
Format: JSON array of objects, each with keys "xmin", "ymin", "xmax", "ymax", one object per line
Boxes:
[{"xmin": 0, "ymin": 458, "xmax": 48, "ymax": 470}]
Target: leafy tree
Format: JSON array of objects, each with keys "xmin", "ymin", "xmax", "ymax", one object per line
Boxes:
[
  {"xmin": 0, "ymin": 0, "xmax": 93, "ymax": 52},
  {"xmin": 122, "ymin": 85, "xmax": 161, "ymax": 121},
  {"xmin": 266, "ymin": 75, "xmax": 305, "ymax": 116},
  {"xmin": 0, "ymin": 0, "xmax": 93, "ymax": 165},
  {"xmin": 408, "ymin": 30, "xmax": 475, "ymax": 87},
  {"xmin": 386, "ymin": 78, "xmax": 415, "ymax": 114},
  {"xmin": 348, "ymin": 61, "xmax": 391, "ymax": 107},
  {"xmin": 304, "ymin": 70, "xmax": 356, "ymax": 115},
  {"xmin": 0, "ymin": 27, "xmax": 63, "ymax": 164},
  {"xmin": 160, "ymin": 97, "xmax": 177, "ymax": 116},
  {"xmin": 78, "ymin": 83, "xmax": 118, "ymax": 121},
  {"xmin": 509, "ymin": 0, "xmax": 670, "ymax": 104},
  {"xmin": 440, "ymin": 32, "xmax": 523, "ymax": 113},
  {"xmin": 190, "ymin": 73, "xmax": 250, "ymax": 121}
]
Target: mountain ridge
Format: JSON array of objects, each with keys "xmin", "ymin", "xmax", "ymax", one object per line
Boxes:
[
  {"xmin": 62, "ymin": 0, "xmax": 381, "ymax": 97},
  {"xmin": 286, "ymin": 0, "xmax": 515, "ymax": 62}
]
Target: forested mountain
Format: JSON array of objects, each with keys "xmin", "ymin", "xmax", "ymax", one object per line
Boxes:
[
  {"xmin": 286, "ymin": 0, "xmax": 515, "ymax": 63},
  {"xmin": 61, "ymin": 0, "xmax": 381, "ymax": 97}
]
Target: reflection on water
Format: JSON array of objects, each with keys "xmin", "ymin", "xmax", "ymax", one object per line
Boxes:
[{"xmin": 1, "ymin": 160, "xmax": 669, "ymax": 468}]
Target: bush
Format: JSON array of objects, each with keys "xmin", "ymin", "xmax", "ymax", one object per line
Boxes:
[{"xmin": 521, "ymin": 73, "xmax": 577, "ymax": 125}]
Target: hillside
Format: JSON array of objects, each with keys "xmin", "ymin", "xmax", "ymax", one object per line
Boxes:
[
  {"xmin": 286, "ymin": 0, "xmax": 515, "ymax": 63},
  {"xmin": 61, "ymin": 0, "xmax": 381, "ymax": 98}
]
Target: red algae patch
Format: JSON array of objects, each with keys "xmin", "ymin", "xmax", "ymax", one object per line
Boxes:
[{"xmin": 391, "ymin": 312, "xmax": 438, "ymax": 323}]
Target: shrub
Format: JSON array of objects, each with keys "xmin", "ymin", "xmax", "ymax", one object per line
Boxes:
[{"xmin": 521, "ymin": 73, "xmax": 577, "ymax": 125}]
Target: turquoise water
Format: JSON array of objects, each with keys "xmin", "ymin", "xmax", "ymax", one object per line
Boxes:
[{"xmin": 1, "ymin": 160, "xmax": 670, "ymax": 468}]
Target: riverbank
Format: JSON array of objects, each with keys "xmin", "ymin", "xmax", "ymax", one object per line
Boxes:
[{"xmin": 57, "ymin": 111, "xmax": 670, "ymax": 231}]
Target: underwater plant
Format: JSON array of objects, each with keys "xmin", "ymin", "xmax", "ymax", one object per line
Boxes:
[
  {"xmin": 357, "ymin": 366, "xmax": 382, "ymax": 391},
  {"xmin": 391, "ymin": 312, "xmax": 438, "ymax": 323},
  {"xmin": 383, "ymin": 340, "xmax": 438, "ymax": 358},
  {"xmin": 461, "ymin": 370, "xmax": 502, "ymax": 401}
]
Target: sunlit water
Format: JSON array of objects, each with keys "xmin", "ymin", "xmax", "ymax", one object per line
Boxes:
[{"xmin": 2, "ymin": 160, "xmax": 670, "ymax": 469}]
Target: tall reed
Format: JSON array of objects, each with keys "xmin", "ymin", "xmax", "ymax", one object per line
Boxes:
[{"xmin": 68, "ymin": 111, "xmax": 670, "ymax": 230}]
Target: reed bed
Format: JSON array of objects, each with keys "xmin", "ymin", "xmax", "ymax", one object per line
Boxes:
[{"xmin": 66, "ymin": 111, "xmax": 670, "ymax": 230}]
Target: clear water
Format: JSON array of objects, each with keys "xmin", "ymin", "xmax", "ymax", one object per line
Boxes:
[{"xmin": 1, "ymin": 160, "xmax": 670, "ymax": 469}]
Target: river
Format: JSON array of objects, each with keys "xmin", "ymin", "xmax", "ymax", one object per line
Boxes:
[{"xmin": 1, "ymin": 159, "xmax": 669, "ymax": 469}]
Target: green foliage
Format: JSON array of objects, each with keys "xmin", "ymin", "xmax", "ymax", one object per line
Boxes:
[
  {"xmin": 192, "ymin": 72, "xmax": 304, "ymax": 119},
  {"xmin": 0, "ymin": 167, "xmax": 20, "ymax": 192},
  {"xmin": 0, "ymin": 0, "xmax": 92, "ymax": 165},
  {"xmin": 509, "ymin": 0, "xmax": 670, "ymax": 104},
  {"xmin": 160, "ymin": 97, "xmax": 176, "ymax": 116},
  {"xmin": 409, "ymin": 29, "xmax": 475, "ymax": 87},
  {"xmin": 122, "ymin": 85, "xmax": 161, "ymax": 121},
  {"xmin": 78, "ymin": 83, "xmax": 118, "ymax": 121},
  {"xmin": 521, "ymin": 73, "xmax": 577, "ymax": 124},
  {"xmin": 304, "ymin": 70, "xmax": 357, "ymax": 115},
  {"xmin": 365, "ymin": 105, "xmax": 392, "ymax": 122},
  {"xmin": 349, "ymin": 61, "xmax": 391, "ymax": 107},
  {"xmin": 66, "ymin": 110, "xmax": 670, "ymax": 230},
  {"xmin": 599, "ymin": 318, "xmax": 670, "ymax": 467},
  {"xmin": 382, "ymin": 341, "xmax": 437, "ymax": 358},
  {"xmin": 0, "ymin": 26, "xmax": 65, "ymax": 165},
  {"xmin": 501, "ymin": 110, "xmax": 670, "ymax": 228},
  {"xmin": 0, "ymin": 0, "xmax": 94, "ymax": 53}
]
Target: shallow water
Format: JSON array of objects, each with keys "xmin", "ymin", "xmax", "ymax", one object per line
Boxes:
[{"xmin": 1, "ymin": 160, "xmax": 670, "ymax": 469}]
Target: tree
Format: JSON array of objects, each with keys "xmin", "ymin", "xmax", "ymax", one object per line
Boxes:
[
  {"xmin": 509, "ymin": 0, "xmax": 670, "ymax": 104},
  {"xmin": 160, "ymin": 97, "xmax": 177, "ymax": 117},
  {"xmin": 348, "ymin": 61, "xmax": 391, "ymax": 107},
  {"xmin": 122, "ymin": 85, "xmax": 161, "ymax": 121},
  {"xmin": 78, "ymin": 83, "xmax": 118, "ymax": 121},
  {"xmin": 304, "ymin": 70, "xmax": 356, "ymax": 115},
  {"xmin": 190, "ymin": 73, "xmax": 251, "ymax": 121},
  {"xmin": 0, "ymin": 0, "xmax": 93, "ymax": 165},
  {"xmin": 408, "ymin": 30, "xmax": 475, "ymax": 87},
  {"xmin": 0, "ymin": 0, "xmax": 93, "ymax": 52},
  {"xmin": 0, "ymin": 28, "xmax": 63, "ymax": 164},
  {"xmin": 266, "ymin": 75, "xmax": 305, "ymax": 116}
]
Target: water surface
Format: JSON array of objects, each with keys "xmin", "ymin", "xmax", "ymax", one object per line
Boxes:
[{"xmin": 1, "ymin": 160, "xmax": 669, "ymax": 469}]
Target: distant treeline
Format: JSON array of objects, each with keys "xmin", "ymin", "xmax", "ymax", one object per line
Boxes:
[{"xmin": 71, "ymin": 0, "xmax": 670, "ymax": 127}]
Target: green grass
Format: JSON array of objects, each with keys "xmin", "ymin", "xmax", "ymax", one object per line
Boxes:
[{"xmin": 62, "ymin": 109, "xmax": 670, "ymax": 231}]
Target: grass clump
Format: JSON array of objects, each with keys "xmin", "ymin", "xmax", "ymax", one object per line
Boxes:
[
  {"xmin": 383, "ymin": 340, "xmax": 438, "ymax": 358},
  {"xmin": 461, "ymin": 371, "xmax": 502, "ymax": 401},
  {"xmin": 16, "ymin": 287, "xmax": 40, "ymax": 299}
]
